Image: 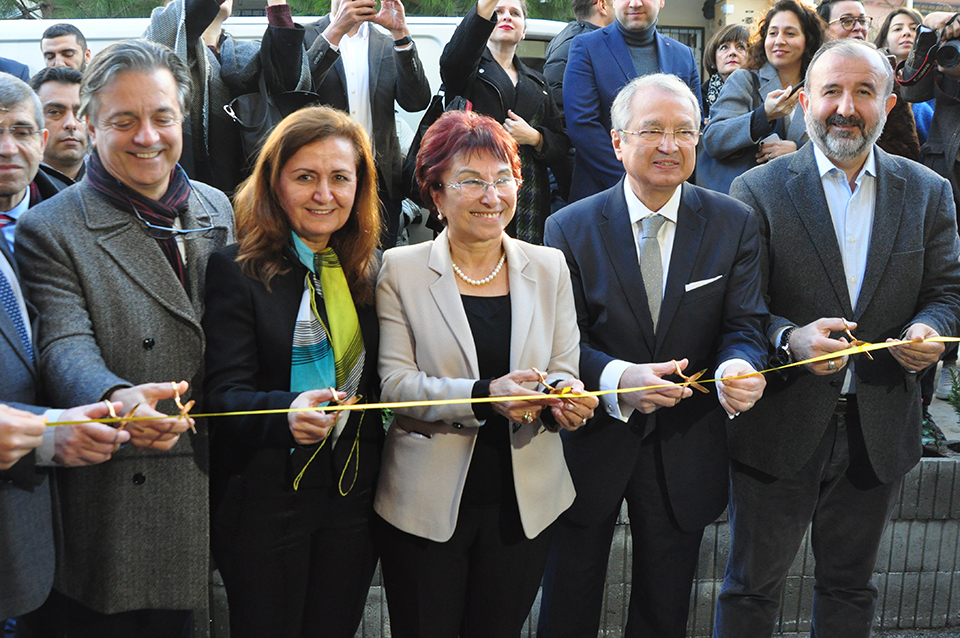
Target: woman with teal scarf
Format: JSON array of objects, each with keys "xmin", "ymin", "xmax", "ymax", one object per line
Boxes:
[{"xmin": 202, "ymin": 106, "xmax": 382, "ymax": 638}]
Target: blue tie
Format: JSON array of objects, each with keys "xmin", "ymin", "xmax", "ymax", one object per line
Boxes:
[{"xmin": 0, "ymin": 264, "xmax": 34, "ymax": 362}]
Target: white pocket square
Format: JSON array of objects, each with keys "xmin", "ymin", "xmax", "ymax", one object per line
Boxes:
[{"xmin": 685, "ymin": 275, "xmax": 723, "ymax": 292}]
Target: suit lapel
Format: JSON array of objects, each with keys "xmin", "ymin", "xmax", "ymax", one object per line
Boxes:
[
  {"xmin": 855, "ymin": 149, "xmax": 905, "ymax": 319},
  {"xmin": 428, "ymin": 232, "xmax": 480, "ymax": 378},
  {"xmin": 785, "ymin": 147, "xmax": 854, "ymax": 317},
  {"xmin": 599, "ymin": 180, "xmax": 656, "ymax": 352},
  {"xmin": 657, "ymin": 184, "xmax": 705, "ymax": 353},
  {"xmin": 81, "ymin": 186, "xmax": 214, "ymax": 329},
  {"xmin": 183, "ymin": 189, "xmax": 229, "ymax": 314},
  {"xmin": 503, "ymin": 236, "xmax": 536, "ymax": 370},
  {"xmin": 603, "ymin": 25, "xmax": 637, "ymax": 84},
  {"xmin": 368, "ymin": 28, "xmax": 386, "ymax": 104}
]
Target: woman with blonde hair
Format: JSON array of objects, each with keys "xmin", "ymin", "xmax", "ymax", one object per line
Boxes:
[{"xmin": 203, "ymin": 105, "xmax": 383, "ymax": 638}]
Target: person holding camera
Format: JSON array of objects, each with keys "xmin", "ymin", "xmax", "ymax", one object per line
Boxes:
[{"xmin": 901, "ymin": 12, "xmax": 960, "ymax": 408}]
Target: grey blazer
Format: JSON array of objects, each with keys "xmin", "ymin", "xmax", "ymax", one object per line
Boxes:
[
  {"xmin": 303, "ymin": 18, "xmax": 431, "ymax": 201},
  {"xmin": 16, "ymin": 181, "xmax": 235, "ymax": 615},
  {"xmin": 700, "ymin": 64, "xmax": 807, "ymax": 194},
  {"xmin": 728, "ymin": 143, "xmax": 960, "ymax": 483},
  {"xmin": 0, "ymin": 238, "xmax": 53, "ymax": 619},
  {"xmin": 374, "ymin": 233, "xmax": 578, "ymax": 542}
]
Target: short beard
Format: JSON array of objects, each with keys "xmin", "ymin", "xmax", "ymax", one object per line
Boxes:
[{"xmin": 805, "ymin": 111, "xmax": 885, "ymax": 161}]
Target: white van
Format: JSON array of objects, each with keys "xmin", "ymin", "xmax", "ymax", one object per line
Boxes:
[{"xmin": 0, "ymin": 14, "xmax": 566, "ymax": 129}]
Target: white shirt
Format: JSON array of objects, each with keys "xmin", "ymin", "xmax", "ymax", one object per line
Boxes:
[
  {"xmin": 337, "ymin": 22, "xmax": 375, "ymax": 146},
  {"xmin": 813, "ymin": 143, "xmax": 876, "ymax": 394},
  {"xmin": 1, "ymin": 190, "xmax": 30, "ymax": 252},
  {"xmin": 598, "ymin": 183, "xmax": 747, "ymax": 421}
]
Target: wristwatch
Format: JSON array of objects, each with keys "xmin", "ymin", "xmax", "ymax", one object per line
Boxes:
[
  {"xmin": 393, "ymin": 36, "xmax": 412, "ymax": 47},
  {"xmin": 775, "ymin": 326, "xmax": 797, "ymax": 366}
]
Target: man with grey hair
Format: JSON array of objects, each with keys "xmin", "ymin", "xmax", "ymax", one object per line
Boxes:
[
  {"xmin": 539, "ymin": 73, "xmax": 768, "ymax": 638},
  {"xmin": 15, "ymin": 39, "xmax": 234, "ymax": 637},
  {"xmin": 0, "ymin": 73, "xmax": 131, "ymax": 635},
  {"xmin": 716, "ymin": 38, "xmax": 960, "ymax": 637},
  {"xmin": 0, "ymin": 72, "xmax": 58, "ymax": 253}
]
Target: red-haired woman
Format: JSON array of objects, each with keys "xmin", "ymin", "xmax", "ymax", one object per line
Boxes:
[
  {"xmin": 202, "ymin": 106, "xmax": 383, "ymax": 638},
  {"xmin": 374, "ymin": 110, "xmax": 597, "ymax": 638}
]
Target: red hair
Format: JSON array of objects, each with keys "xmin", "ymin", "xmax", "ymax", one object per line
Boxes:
[{"xmin": 416, "ymin": 110, "xmax": 521, "ymax": 218}]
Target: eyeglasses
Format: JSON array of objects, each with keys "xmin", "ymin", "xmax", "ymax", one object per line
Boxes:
[
  {"xmin": 121, "ymin": 166, "xmax": 218, "ymax": 240},
  {"xmin": 829, "ymin": 15, "xmax": 873, "ymax": 31},
  {"xmin": 0, "ymin": 125, "xmax": 42, "ymax": 143},
  {"xmin": 618, "ymin": 129, "xmax": 701, "ymax": 147},
  {"xmin": 444, "ymin": 176, "xmax": 521, "ymax": 198}
]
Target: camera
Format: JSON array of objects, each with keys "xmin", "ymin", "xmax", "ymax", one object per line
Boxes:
[{"xmin": 910, "ymin": 25, "xmax": 960, "ymax": 69}]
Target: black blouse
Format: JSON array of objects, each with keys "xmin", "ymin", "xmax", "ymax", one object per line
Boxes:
[{"xmin": 460, "ymin": 294, "xmax": 514, "ymax": 506}]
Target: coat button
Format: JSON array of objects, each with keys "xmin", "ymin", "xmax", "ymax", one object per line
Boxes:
[
  {"xmin": 143, "ymin": 338, "xmax": 155, "ymax": 350},
  {"xmin": 452, "ymin": 422, "xmax": 464, "ymax": 429},
  {"xmin": 132, "ymin": 473, "xmax": 146, "ymax": 485},
  {"xmin": 829, "ymin": 379, "xmax": 842, "ymax": 387}
]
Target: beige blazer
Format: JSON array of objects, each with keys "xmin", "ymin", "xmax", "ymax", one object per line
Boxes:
[{"xmin": 374, "ymin": 231, "xmax": 579, "ymax": 542}]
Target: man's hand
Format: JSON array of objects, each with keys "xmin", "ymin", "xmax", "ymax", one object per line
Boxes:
[
  {"xmin": 371, "ymin": 0, "xmax": 410, "ymax": 39},
  {"xmin": 109, "ymin": 381, "xmax": 194, "ymax": 451},
  {"xmin": 888, "ymin": 323, "xmax": 945, "ymax": 372},
  {"xmin": 0, "ymin": 404, "xmax": 46, "ymax": 470},
  {"xmin": 619, "ymin": 359, "xmax": 694, "ymax": 414},
  {"xmin": 323, "ymin": 0, "xmax": 378, "ymax": 46},
  {"xmin": 790, "ymin": 318, "xmax": 854, "ymax": 375},
  {"xmin": 718, "ymin": 363, "xmax": 766, "ymax": 415},
  {"xmin": 288, "ymin": 389, "xmax": 342, "ymax": 446},
  {"xmin": 53, "ymin": 402, "xmax": 132, "ymax": 466}
]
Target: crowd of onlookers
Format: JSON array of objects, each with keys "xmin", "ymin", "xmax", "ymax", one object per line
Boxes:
[{"xmin": 1, "ymin": 0, "xmax": 960, "ymax": 637}]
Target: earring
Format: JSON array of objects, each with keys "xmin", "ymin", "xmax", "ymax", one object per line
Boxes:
[{"xmin": 437, "ymin": 211, "xmax": 444, "ymax": 221}]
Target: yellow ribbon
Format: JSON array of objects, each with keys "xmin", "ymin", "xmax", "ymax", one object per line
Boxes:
[{"xmin": 48, "ymin": 336, "xmax": 960, "ymax": 427}]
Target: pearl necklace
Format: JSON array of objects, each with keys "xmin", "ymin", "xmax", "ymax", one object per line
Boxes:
[{"xmin": 451, "ymin": 251, "xmax": 506, "ymax": 286}]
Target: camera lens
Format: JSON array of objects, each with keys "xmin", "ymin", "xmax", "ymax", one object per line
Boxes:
[{"xmin": 936, "ymin": 40, "xmax": 960, "ymax": 68}]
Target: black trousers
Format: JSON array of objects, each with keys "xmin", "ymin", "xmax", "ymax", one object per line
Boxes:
[
  {"xmin": 212, "ymin": 480, "xmax": 378, "ymax": 638},
  {"xmin": 538, "ymin": 436, "xmax": 706, "ymax": 638},
  {"xmin": 715, "ymin": 399, "xmax": 901, "ymax": 638},
  {"xmin": 377, "ymin": 496, "xmax": 553, "ymax": 638}
]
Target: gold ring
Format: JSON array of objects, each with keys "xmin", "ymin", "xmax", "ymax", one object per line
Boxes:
[{"xmin": 522, "ymin": 412, "xmax": 534, "ymax": 424}]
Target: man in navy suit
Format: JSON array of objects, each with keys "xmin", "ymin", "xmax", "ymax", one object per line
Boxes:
[
  {"xmin": 0, "ymin": 235, "xmax": 130, "ymax": 627},
  {"xmin": 563, "ymin": 0, "xmax": 700, "ymax": 202},
  {"xmin": 539, "ymin": 74, "xmax": 768, "ymax": 638},
  {"xmin": 0, "ymin": 58, "xmax": 29, "ymax": 82}
]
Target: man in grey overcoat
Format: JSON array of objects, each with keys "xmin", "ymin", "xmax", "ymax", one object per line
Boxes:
[
  {"xmin": 715, "ymin": 38, "xmax": 960, "ymax": 637},
  {"xmin": 15, "ymin": 39, "xmax": 234, "ymax": 636}
]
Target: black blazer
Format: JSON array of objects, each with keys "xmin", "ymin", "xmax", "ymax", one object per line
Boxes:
[
  {"xmin": 545, "ymin": 180, "xmax": 768, "ymax": 532},
  {"xmin": 203, "ymin": 244, "xmax": 382, "ymax": 506},
  {"xmin": 440, "ymin": 6, "xmax": 570, "ymax": 218}
]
